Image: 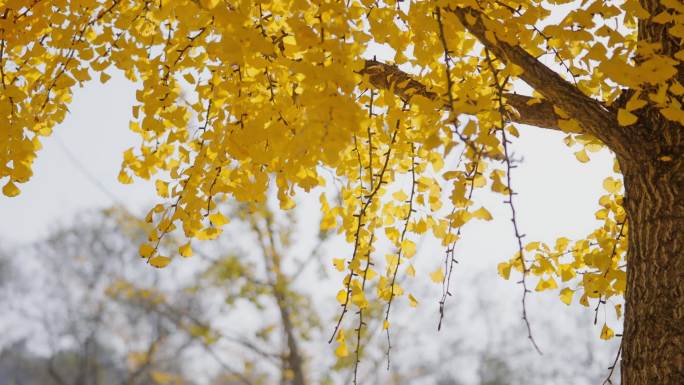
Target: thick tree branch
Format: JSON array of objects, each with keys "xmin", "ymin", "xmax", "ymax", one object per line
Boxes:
[
  {"xmin": 446, "ymin": 7, "xmax": 619, "ymax": 144},
  {"xmin": 360, "ymin": 59, "xmax": 564, "ymax": 132}
]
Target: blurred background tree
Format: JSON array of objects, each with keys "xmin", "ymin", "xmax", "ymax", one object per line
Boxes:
[{"xmin": 0, "ymin": 199, "xmax": 618, "ymax": 385}]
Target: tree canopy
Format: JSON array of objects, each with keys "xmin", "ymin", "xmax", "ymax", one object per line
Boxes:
[{"xmin": 1, "ymin": 0, "xmax": 683, "ymax": 384}]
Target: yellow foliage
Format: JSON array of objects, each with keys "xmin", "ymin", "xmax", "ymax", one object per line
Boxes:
[{"xmin": 0, "ymin": 0, "xmax": 654, "ymax": 356}]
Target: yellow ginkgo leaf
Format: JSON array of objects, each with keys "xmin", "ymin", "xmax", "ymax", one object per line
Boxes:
[
  {"xmin": 618, "ymin": 108, "xmax": 638, "ymax": 126},
  {"xmin": 401, "ymin": 239, "xmax": 416, "ymax": 258},
  {"xmin": 208, "ymin": 212, "xmax": 229, "ymax": 227},
  {"xmin": 559, "ymin": 265, "xmax": 575, "ymax": 282},
  {"xmin": 333, "ymin": 258, "xmax": 346, "ymax": 272},
  {"xmin": 179, "ymin": 242, "xmax": 193, "ymax": 257},
  {"xmin": 149, "ymin": 256, "xmax": 171, "ymax": 268},
  {"xmin": 99, "ymin": 72, "xmax": 112, "ymax": 84},
  {"xmin": 559, "ymin": 287, "xmax": 574, "ymax": 305},
  {"xmin": 603, "ymin": 177, "xmax": 621, "ymax": 193},
  {"xmin": 155, "ymin": 179, "xmax": 169, "ymax": 197},
  {"xmin": 574, "ymin": 149, "xmax": 590, "ymax": 163},
  {"xmin": 600, "ymin": 323, "xmax": 615, "ymax": 340},
  {"xmin": 535, "ymin": 277, "xmax": 558, "ymax": 292},
  {"xmin": 2, "ymin": 181, "xmax": 20, "ymax": 197},
  {"xmin": 430, "ymin": 267, "xmax": 445, "ymax": 283},
  {"xmin": 335, "ymin": 342, "xmax": 349, "ymax": 358},
  {"xmin": 139, "ymin": 243, "xmax": 155, "ymax": 258},
  {"xmin": 336, "ymin": 289, "xmax": 347, "ymax": 304},
  {"xmin": 497, "ymin": 262, "xmax": 511, "ymax": 280},
  {"xmin": 117, "ymin": 170, "xmax": 133, "ymax": 184},
  {"xmin": 351, "ymin": 291, "xmax": 368, "ymax": 309},
  {"xmin": 392, "ymin": 190, "xmax": 408, "ymax": 201},
  {"xmin": 579, "ymin": 294, "xmax": 589, "ymax": 307},
  {"xmin": 183, "ymin": 73, "xmax": 196, "ymax": 84}
]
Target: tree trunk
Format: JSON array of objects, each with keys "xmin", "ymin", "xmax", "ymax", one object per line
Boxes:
[{"xmin": 620, "ymin": 138, "xmax": 684, "ymax": 384}]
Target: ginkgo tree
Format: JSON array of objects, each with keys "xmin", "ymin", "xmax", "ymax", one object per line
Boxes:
[{"xmin": 1, "ymin": 0, "xmax": 682, "ymax": 384}]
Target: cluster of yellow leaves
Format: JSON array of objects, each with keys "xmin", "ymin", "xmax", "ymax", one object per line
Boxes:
[{"xmin": 498, "ymin": 176, "xmax": 627, "ymax": 338}]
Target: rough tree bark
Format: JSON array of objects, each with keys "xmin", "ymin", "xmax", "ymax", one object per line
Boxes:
[
  {"xmin": 618, "ymin": 0, "xmax": 684, "ymax": 381},
  {"xmin": 618, "ymin": 119, "xmax": 684, "ymax": 385}
]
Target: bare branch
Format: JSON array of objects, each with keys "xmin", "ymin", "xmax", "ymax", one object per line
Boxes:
[{"xmin": 484, "ymin": 48, "xmax": 542, "ymax": 355}]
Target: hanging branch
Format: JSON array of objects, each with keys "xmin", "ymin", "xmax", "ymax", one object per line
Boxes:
[
  {"xmin": 438, "ymin": 147, "xmax": 484, "ymax": 330},
  {"xmin": 435, "ymin": 6, "xmax": 487, "ymax": 330},
  {"xmin": 383, "ymin": 143, "xmax": 416, "ymax": 370},
  {"xmin": 328, "ymin": 106, "xmax": 399, "ymax": 344},
  {"xmin": 352, "ymin": 92, "xmax": 377, "ymax": 385},
  {"xmin": 148, "ymin": 82, "xmax": 215, "ymax": 260},
  {"xmin": 484, "ymin": 48, "xmax": 542, "ymax": 355}
]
